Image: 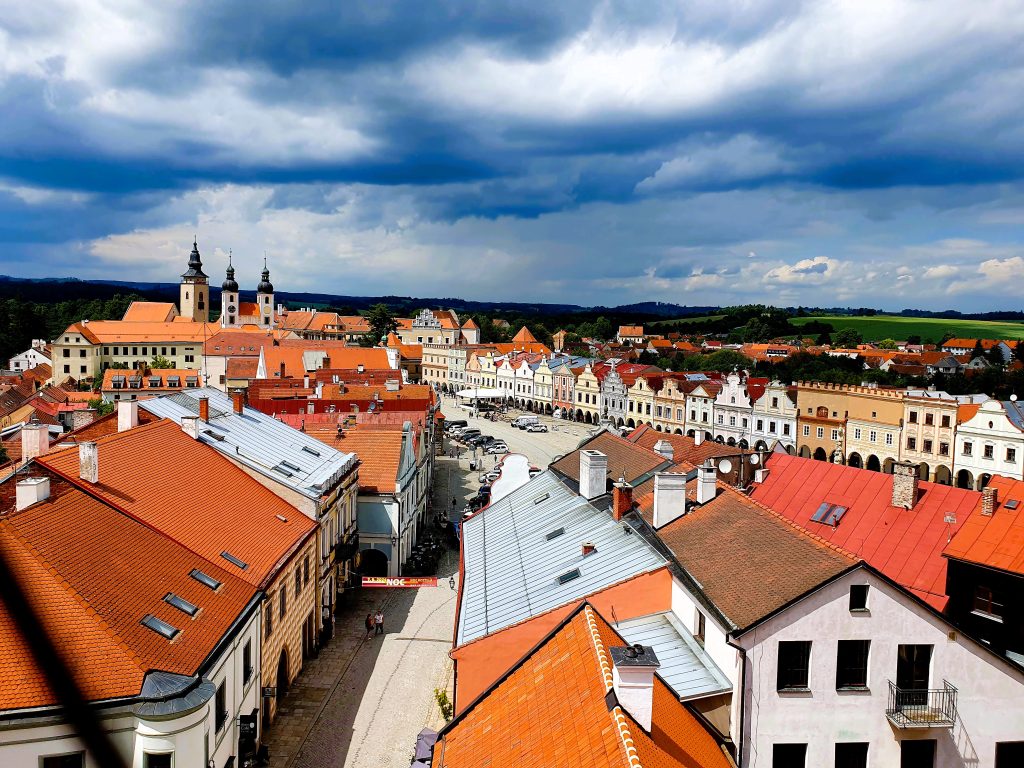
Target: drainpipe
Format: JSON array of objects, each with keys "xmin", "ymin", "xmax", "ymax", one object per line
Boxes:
[{"xmin": 726, "ymin": 633, "xmax": 748, "ymax": 767}]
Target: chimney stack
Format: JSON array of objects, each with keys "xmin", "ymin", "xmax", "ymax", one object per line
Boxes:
[
  {"xmin": 198, "ymin": 397, "xmax": 210, "ymax": 422},
  {"xmin": 15, "ymin": 477, "xmax": 50, "ymax": 511},
  {"xmin": 982, "ymin": 486, "xmax": 998, "ymax": 516},
  {"xmin": 357, "ymin": 363, "xmax": 365, "ymax": 374},
  {"xmin": 582, "ymin": 542, "xmax": 596, "ymax": 557},
  {"xmin": 612, "ymin": 480, "xmax": 633, "ymax": 521},
  {"xmin": 79, "ymin": 441, "xmax": 99, "ymax": 484},
  {"xmin": 117, "ymin": 400, "xmax": 139, "ymax": 432},
  {"xmin": 20, "ymin": 422, "xmax": 49, "ymax": 462},
  {"xmin": 303, "ymin": 375, "xmax": 310, "ymax": 388},
  {"xmin": 579, "ymin": 450, "xmax": 608, "ymax": 500},
  {"xmin": 697, "ymin": 460, "xmax": 716, "ymax": 504},
  {"xmin": 891, "ymin": 461, "xmax": 919, "ymax": 509},
  {"xmin": 653, "ymin": 472, "xmax": 687, "ymax": 528},
  {"xmin": 181, "ymin": 415, "xmax": 200, "ymax": 440},
  {"xmin": 610, "ymin": 644, "xmax": 660, "ymax": 732},
  {"xmin": 279, "ymin": 362, "xmax": 286, "ymax": 378},
  {"xmin": 754, "ymin": 467, "xmax": 770, "ymax": 484},
  {"xmin": 694, "ymin": 431, "xmax": 705, "ymax": 446},
  {"xmin": 231, "ymin": 390, "xmax": 244, "ymax": 415},
  {"xmin": 653, "ymin": 439, "xmax": 674, "ymax": 462}
]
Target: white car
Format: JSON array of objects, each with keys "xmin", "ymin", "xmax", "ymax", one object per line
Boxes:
[
  {"xmin": 525, "ymin": 423, "xmax": 548, "ymax": 433},
  {"xmin": 486, "ymin": 443, "xmax": 509, "ymax": 454}
]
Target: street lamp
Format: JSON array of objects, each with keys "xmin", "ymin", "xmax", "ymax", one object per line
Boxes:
[{"xmin": 391, "ymin": 533, "xmax": 400, "ymax": 577}]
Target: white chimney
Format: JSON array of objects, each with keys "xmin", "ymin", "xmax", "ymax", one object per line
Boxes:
[
  {"xmin": 754, "ymin": 467, "xmax": 770, "ymax": 483},
  {"xmin": 653, "ymin": 439, "xmax": 674, "ymax": 462},
  {"xmin": 303, "ymin": 375, "xmax": 310, "ymax": 388},
  {"xmin": 610, "ymin": 644, "xmax": 660, "ymax": 732},
  {"xmin": 653, "ymin": 472, "xmax": 687, "ymax": 528},
  {"xmin": 20, "ymin": 423, "xmax": 50, "ymax": 461},
  {"xmin": 117, "ymin": 400, "xmax": 139, "ymax": 432},
  {"xmin": 79, "ymin": 441, "xmax": 99, "ymax": 484},
  {"xmin": 697, "ymin": 460, "xmax": 717, "ymax": 504},
  {"xmin": 16, "ymin": 477, "xmax": 50, "ymax": 511},
  {"xmin": 579, "ymin": 450, "xmax": 608, "ymax": 500},
  {"xmin": 694, "ymin": 431, "xmax": 705, "ymax": 446},
  {"xmin": 181, "ymin": 416, "xmax": 200, "ymax": 440},
  {"xmin": 386, "ymin": 379, "xmax": 400, "ymax": 392}
]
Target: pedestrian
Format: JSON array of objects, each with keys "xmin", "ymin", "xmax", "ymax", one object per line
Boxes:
[
  {"xmin": 374, "ymin": 609, "xmax": 384, "ymax": 636},
  {"xmin": 365, "ymin": 612, "xmax": 374, "ymax": 640}
]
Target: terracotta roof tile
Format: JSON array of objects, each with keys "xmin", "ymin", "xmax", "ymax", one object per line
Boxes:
[
  {"xmin": 294, "ymin": 422, "xmax": 403, "ymax": 493},
  {"xmin": 628, "ymin": 426, "xmax": 740, "ymax": 471},
  {"xmin": 121, "ymin": 301, "xmax": 178, "ymax": 322},
  {"xmin": 552, "ymin": 431, "xmax": 669, "ymax": 488},
  {"xmin": 944, "ymin": 475, "xmax": 1024, "ymax": 575}
]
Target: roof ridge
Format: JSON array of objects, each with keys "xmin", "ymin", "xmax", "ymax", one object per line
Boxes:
[{"xmin": 584, "ymin": 606, "xmax": 643, "ymax": 768}]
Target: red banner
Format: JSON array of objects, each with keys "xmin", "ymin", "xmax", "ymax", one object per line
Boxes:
[{"xmin": 362, "ymin": 576, "xmax": 438, "ymax": 588}]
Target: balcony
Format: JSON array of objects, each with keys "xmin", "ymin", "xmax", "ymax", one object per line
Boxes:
[{"xmin": 886, "ymin": 680, "xmax": 958, "ymax": 728}]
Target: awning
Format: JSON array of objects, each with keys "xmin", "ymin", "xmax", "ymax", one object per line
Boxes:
[{"xmin": 455, "ymin": 387, "xmax": 504, "ymax": 399}]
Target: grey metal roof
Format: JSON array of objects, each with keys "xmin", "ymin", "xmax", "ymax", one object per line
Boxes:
[
  {"xmin": 141, "ymin": 388, "xmax": 357, "ymax": 500},
  {"xmin": 457, "ymin": 470, "xmax": 666, "ymax": 646},
  {"xmin": 1005, "ymin": 400, "xmax": 1024, "ymax": 432},
  {"xmin": 615, "ymin": 612, "xmax": 731, "ymax": 701}
]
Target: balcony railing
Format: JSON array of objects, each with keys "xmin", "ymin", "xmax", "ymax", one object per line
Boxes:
[{"xmin": 886, "ymin": 680, "xmax": 957, "ymax": 728}]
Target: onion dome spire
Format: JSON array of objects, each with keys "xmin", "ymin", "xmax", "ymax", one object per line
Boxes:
[
  {"xmin": 222, "ymin": 249, "xmax": 239, "ymax": 292},
  {"xmin": 181, "ymin": 237, "xmax": 208, "ymax": 279},
  {"xmin": 257, "ymin": 255, "xmax": 274, "ymax": 293}
]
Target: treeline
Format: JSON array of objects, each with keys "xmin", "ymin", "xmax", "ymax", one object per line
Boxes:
[{"xmin": 0, "ymin": 295, "xmax": 141, "ymax": 363}]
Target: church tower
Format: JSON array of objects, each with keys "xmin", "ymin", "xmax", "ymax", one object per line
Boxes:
[
  {"xmin": 257, "ymin": 257, "xmax": 275, "ymax": 328},
  {"xmin": 221, "ymin": 251, "xmax": 239, "ymax": 328},
  {"xmin": 180, "ymin": 238, "xmax": 210, "ymax": 322}
]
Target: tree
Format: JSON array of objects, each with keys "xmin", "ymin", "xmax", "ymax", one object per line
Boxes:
[
  {"xmin": 877, "ymin": 338, "xmax": 897, "ymax": 349},
  {"xmin": 833, "ymin": 328, "xmax": 863, "ymax": 348},
  {"xmin": 365, "ymin": 303, "xmax": 398, "ymax": 344},
  {"xmin": 1015, "ymin": 340, "xmax": 1024, "ymax": 363},
  {"xmin": 87, "ymin": 397, "xmax": 115, "ymax": 417},
  {"xmin": 971, "ymin": 340, "xmax": 985, "ymax": 360},
  {"xmin": 150, "ymin": 355, "xmax": 173, "ymax": 369},
  {"xmin": 906, "ymin": 335, "xmax": 922, "ymax": 346},
  {"xmin": 700, "ymin": 349, "xmax": 751, "ymax": 372},
  {"xmin": 985, "ymin": 343, "xmax": 1006, "ymax": 368}
]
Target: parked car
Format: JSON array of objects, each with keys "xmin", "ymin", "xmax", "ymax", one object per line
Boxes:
[
  {"xmin": 446, "ymin": 419, "xmax": 468, "ymax": 431},
  {"xmin": 486, "ymin": 443, "xmax": 509, "ymax": 454},
  {"xmin": 458, "ymin": 429, "xmax": 482, "ymax": 442},
  {"xmin": 513, "ymin": 415, "xmax": 539, "ymax": 429},
  {"xmin": 525, "ymin": 423, "xmax": 548, "ymax": 433}
]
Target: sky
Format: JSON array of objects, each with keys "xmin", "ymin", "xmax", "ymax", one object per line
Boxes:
[{"xmin": 1, "ymin": 1, "xmax": 1024, "ymax": 311}]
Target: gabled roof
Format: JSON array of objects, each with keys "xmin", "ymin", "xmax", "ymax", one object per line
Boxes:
[
  {"xmin": 943, "ymin": 338, "xmax": 1003, "ymax": 349},
  {"xmin": 285, "ymin": 419, "xmax": 405, "ymax": 494},
  {"xmin": 0, "ymin": 482, "xmax": 256, "ymax": 711},
  {"xmin": 944, "ymin": 476, "xmax": 1024, "ymax": 575},
  {"xmin": 457, "ymin": 470, "xmax": 666, "ymax": 646},
  {"xmin": 437, "ymin": 604, "xmax": 731, "ymax": 768},
  {"xmin": 628, "ymin": 426, "xmax": 738, "ymax": 470},
  {"xmin": 618, "ymin": 325, "xmax": 644, "ymax": 336},
  {"xmin": 122, "ymin": 301, "xmax": 179, "ymax": 322},
  {"xmin": 750, "ymin": 453, "xmax": 981, "ymax": 609},
  {"xmin": 39, "ymin": 419, "xmax": 317, "ymax": 588},
  {"xmin": 659, "ymin": 485, "xmax": 856, "ymax": 629},
  {"xmin": 461, "ymin": 317, "xmax": 479, "ymax": 330},
  {"xmin": 551, "ymin": 430, "xmax": 670, "ymax": 488},
  {"xmin": 512, "ymin": 326, "xmax": 538, "ymax": 344}
]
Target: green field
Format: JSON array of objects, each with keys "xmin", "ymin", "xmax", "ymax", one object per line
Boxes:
[
  {"xmin": 650, "ymin": 314, "xmax": 724, "ymax": 327},
  {"xmin": 790, "ymin": 315, "xmax": 1024, "ymax": 342}
]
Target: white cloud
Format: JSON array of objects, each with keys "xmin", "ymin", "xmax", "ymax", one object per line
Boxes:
[
  {"xmin": 763, "ymin": 256, "xmax": 839, "ymax": 285},
  {"xmin": 636, "ymin": 135, "xmax": 795, "ymax": 193}
]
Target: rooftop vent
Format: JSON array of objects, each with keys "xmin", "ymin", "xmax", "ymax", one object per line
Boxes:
[
  {"xmin": 302, "ymin": 445, "xmax": 321, "ymax": 457},
  {"xmin": 275, "ymin": 514, "xmax": 288, "ymax": 523},
  {"xmin": 533, "ymin": 492, "xmax": 550, "ymax": 505},
  {"xmin": 141, "ymin": 614, "xmax": 180, "ymax": 640}
]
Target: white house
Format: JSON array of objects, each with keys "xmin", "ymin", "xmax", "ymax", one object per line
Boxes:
[
  {"xmin": 953, "ymin": 400, "xmax": 1024, "ymax": 490},
  {"xmin": 750, "ymin": 381, "xmax": 798, "ymax": 453},
  {"xmin": 713, "ymin": 372, "xmax": 755, "ymax": 447},
  {"xmin": 8, "ymin": 339, "xmax": 50, "ymax": 372},
  {"xmin": 685, "ymin": 381, "xmax": 720, "ymax": 441}
]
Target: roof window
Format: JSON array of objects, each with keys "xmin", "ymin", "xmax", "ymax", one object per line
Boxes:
[
  {"xmin": 189, "ymin": 568, "xmax": 222, "ymax": 590},
  {"xmin": 203, "ymin": 429, "xmax": 225, "ymax": 441},
  {"xmin": 148, "ymin": 376, "xmax": 162, "ymax": 387},
  {"xmin": 301, "ymin": 446, "xmax": 321, "ymax": 457},
  {"xmin": 220, "ymin": 551, "xmax": 248, "ymax": 570},
  {"xmin": 557, "ymin": 569, "xmax": 582, "ymax": 585},
  {"xmin": 810, "ymin": 502, "xmax": 848, "ymax": 526},
  {"xmin": 164, "ymin": 593, "xmax": 199, "ymax": 617},
  {"xmin": 1006, "ymin": 499, "xmax": 1020, "ymax": 510},
  {"xmin": 141, "ymin": 614, "xmax": 180, "ymax": 640},
  {"xmin": 546, "ymin": 527, "xmax": 565, "ymax": 541},
  {"xmin": 272, "ymin": 465, "xmax": 294, "ymax": 478},
  {"xmin": 275, "ymin": 514, "xmax": 288, "ymax": 523},
  {"xmin": 280, "ymin": 460, "xmax": 302, "ymax": 472},
  {"xmin": 533, "ymin": 492, "xmax": 550, "ymax": 505}
]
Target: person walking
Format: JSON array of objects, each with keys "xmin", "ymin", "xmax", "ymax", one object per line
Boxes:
[
  {"xmin": 364, "ymin": 612, "xmax": 374, "ymax": 640},
  {"xmin": 374, "ymin": 609, "xmax": 384, "ymax": 636}
]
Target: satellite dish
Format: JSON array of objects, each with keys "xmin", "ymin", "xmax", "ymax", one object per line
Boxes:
[
  {"xmin": 1012, "ymin": 394, "xmax": 1019, "ymax": 402},
  {"xmin": 718, "ymin": 459, "xmax": 733, "ymax": 474},
  {"xmin": 750, "ymin": 454, "xmax": 760, "ymax": 465}
]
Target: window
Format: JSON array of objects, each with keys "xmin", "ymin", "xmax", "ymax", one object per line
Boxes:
[
  {"xmin": 769, "ymin": 421, "xmax": 777, "ymax": 433},
  {"xmin": 783, "ymin": 423, "xmax": 791, "ymax": 436},
  {"xmin": 939, "ymin": 442, "xmax": 949, "ymax": 456},
  {"xmin": 831, "ymin": 429, "xmax": 840, "ymax": 441},
  {"xmin": 1008, "ymin": 448, "xmax": 1017, "ymax": 463},
  {"xmin": 924, "ymin": 412, "xmax": 934, "ymax": 426},
  {"xmin": 142, "ymin": 347, "xmax": 148, "ymax": 356},
  {"xmin": 963, "ymin": 441, "xmax": 973, "ymax": 456},
  {"xmin": 215, "ymin": 679, "xmax": 228, "ymax": 731},
  {"xmin": 803, "ymin": 425, "xmax": 810, "ymax": 437},
  {"xmin": 941, "ymin": 414, "xmax": 951, "ymax": 428},
  {"xmin": 729, "ymin": 416, "xmax": 736, "ymax": 427},
  {"xmin": 849, "ymin": 584, "xmax": 869, "ymax": 611},
  {"xmin": 909, "ymin": 410, "xmax": 918, "ymax": 423},
  {"xmin": 923, "ymin": 439, "xmax": 932, "ymax": 453},
  {"xmin": 854, "ymin": 428, "xmax": 862, "ymax": 440},
  {"xmin": 265, "ymin": 604, "xmax": 274, "ymax": 639},
  {"xmin": 886, "ymin": 433, "xmax": 894, "ymax": 446},
  {"xmin": 141, "ymin": 614, "xmax": 180, "ymax": 640},
  {"xmin": 772, "ymin": 397, "xmax": 779, "ymax": 408},
  {"xmin": 690, "ymin": 410, "xmax": 696, "ymax": 420},
  {"xmin": 63, "ymin": 364, "xmax": 70, "ymax": 374},
  {"xmin": 304, "ymin": 555, "xmax": 310, "ymax": 585},
  {"xmin": 757, "ymin": 419, "xmax": 764, "ymax": 431},
  {"xmin": 79, "ymin": 349, "xmax": 86, "ymax": 357},
  {"xmin": 132, "ymin": 347, "xmax": 138, "ymax": 356},
  {"xmin": 184, "ymin": 354, "xmax": 195, "ymax": 363},
  {"xmin": 295, "ymin": 567, "xmax": 302, "ymax": 597},
  {"xmin": 41, "ymin": 753, "xmax": 85, "ymax": 768},
  {"xmin": 772, "ymin": 743, "xmax": 807, "ymax": 767},
  {"xmin": 62, "ymin": 348, "xmax": 70, "ymax": 358},
  {"xmin": 279, "ymin": 587, "xmax": 287, "ymax": 618},
  {"xmin": 984, "ymin": 444, "xmax": 995, "ymax": 459},
  {"xmin": 143, "ymin": 755, "xmax": 172, "ymax": 768},
  {"xmin": 816, "ymin": 427, "xmax": 824, "ymax": 439},
  {"xmin": 80, "ymin": 365, "xmax": 87, "ymax": 374},
  {"xmin": 836, "ymin": 640, "xmax": 870, "ymax": 689},
  {"xmin": 777, "ymin": 641, "xmax": 811, "ymax": 690},
  {"xmin": 972, "ymin": 585, "xmax": 1004, "ymax": 620},
  {"xmin": 835, "ymin": 742, "xmax": 869, "ymax": 768},
  {"xmin": 907, "ymin": 437, "xmax": 917, "ymax": 450},
  {"xmin": 243, "ymin": 639, "xmax": 253, "ymax": 684},
  {"xmin": 694, "ymin": 611, "xmax": 705, "ymax": 646},
  {"xmin": 164, "ymin": 593, "xmax": 199, "ymax": 617},
  {"xmin": 900, "ymin": 739, "xmax": 935, "ymax": 768},
  {"xmin": 718, "ymin": 414, "xmax": 724, "ymax": 424},
  {"xmin": 996, "ymin": 742, "xmax": 1024, "ymax": 767}
]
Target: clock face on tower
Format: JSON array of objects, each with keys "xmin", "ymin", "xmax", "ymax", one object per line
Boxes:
[{"xmin": 228, "ymin": 305, "xmax": 237, "ymax": 313}]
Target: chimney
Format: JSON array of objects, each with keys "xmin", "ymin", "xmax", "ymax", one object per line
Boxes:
[
  {"xmin": 653, "ymin": 439, "xmax": 674, "ymax": 462},
  {"xmin": 20, "ymin": 422, "xmax": 50, "ymax": 462},
  {"xmin": 612, "ymin": 480, "xmax": 633, "ymax": 521},
  {"xmin": 279, "ymin": 362, "xmax": 286, "ymax": 378},
  {"xmin": 982, "ymin": 486, "xmax": 998, "ymax": 516},
  {"xmin": 653, "ymin": 472, "xmax": 687, "ymax": 528},
  {"xmin": 79, "ymin": 441, "xmax": 99, "ymax": 484},
  {"xmin": 582, "ymin": 542, "xmax": 596, "ymax": 557},
  {"xmin": 303, "ymin": 375, "xmax": 310, "ymax": 388},
  {"xmin": 181, "ymin": 415, "xmax": 200, "ymax": 439},
  {"xmin": 357, "ymin": 363, "xmax": 365, "ymax": 374},
  {"xmin": 71, "ymin": 409, "xmax": 97, "ymax": 431},
  {"xmin": 198, "ymin": 396, "xmax": 210, "ymax": 422},
  {"xmin": 117, "ymin": 400, "xmax": 139, "ymax": 432},
  {"xmin": 891, "ymin": 461, "xmax": 919, "ymax": 509},
  {"xmin": 694, "ymin": 431, "xmax": 705, "ymax": 446},
  {"xmin": 697, "ymin": 460, "xmax": 716, "ymax": 504},
  {"xmin": 754, "ymin": 467, "xmax": 770, "ymax": 483},
  {"xmin": 579, "ymin": 450, "xmax": 608, "ymax": 500},
  {"xmin": 610, "ymin": 644, "xmax": 660, "ymax": 732},
  {"xmin": 386, "ymin": 379, "xmax": 400, "ymax": 392},
  {"xmin": 231, "ymin": 390, "xmax": 244, "ymax": 415},
  {"xmin": 15, "ymin": 477, "xmax": 50, "ymax": 511}
]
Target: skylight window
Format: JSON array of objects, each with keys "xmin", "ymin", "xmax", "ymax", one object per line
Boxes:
[
  {"xmin": 164, "ymin": 593, "xmax": 199, "ymax": 617},
  {"xmin": 272, "ymin": 466, "xmax": 294, "ymax": 478},
  {"xmin": 221, "ymin": 551, "xmax": 248, "ymax": 570},
  {"xmin": 557, "ymin": 569, "xmax": 581, "ymax": 585},
  {"xmin": 280, "ymin": 460, "xmax": 302, "ymax": 472},
  {"xmin": 141, "ymin": 614, "xmax": 180, "ymax": 640},
  {"xmin": 533, "ymin": 492, "xmax": 550, "ymax": 505},
  {"xmin": 546, "ymin": 527, "xmax": 565, "ymax": 541},
  {"xmin": 810, "ymin": 503, "xmax": 848, "ymax": 527},
  {"xmin": 189, "ymin": 568, "xmax": 222, "ymax": 590},
  {"xmin": 203, "ymin": 429, "xmax": 226, "ymax": 441},
  {"xmin": 1006, "ymin": 499, "xmax": 1020, "ymax": 510},
  {"xmin": 301, "ymin": 446, "xmax": 321, "ymax": 457}
]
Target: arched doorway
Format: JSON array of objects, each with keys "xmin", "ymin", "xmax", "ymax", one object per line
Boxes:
[
  {"xmin": 715, "ymin": 435, "xmax": 724, "ymax": 443},
  {"xmin": 866, "ymin": 455, "xmax": 880, "ymax": 472},
  {"xmin": 882, "ymin": 458, "xmax": 895, "ymax": 474},
  {"xmin": 754, "ymin": 440, "xmax": 768, "ymax": 452},
  {"xmin": 359, "ymin": 548, "xmax": 389, "ymax": 577},
  {"xmin": 627, "ymin": 418, "xmax": 636, "ymax": 428},
  {"xmin": 739, "ymin": 439, "xmax": 749, "ymax": 449},
  {"xmin": 674, "ymin": 428, "xmax": 683, "ymax": 435},
  {"xmin": 978, "ymin": 473, "xmax": 992, "ymax": 490},
  {"xmin": 656, "ymin": 424, "xmax": 663, "ymax": 432},
  {"xmin": 848, "ymin": 452, "xmax": 863, "ymax": 469},
  {"xmin": 704, "ymin": 431, "xmax": 713, "ymax": 442},
  {"xmin": 786, "ymin": 444, "xmax": 796, "ymax": 455},
  {"xmin": 576, "ymin": 409, "xmax": 585, "ymax": 422},
  {"xmin": 727, "ymin": 437, "xmax": 736, "ymax": 446},
  {"xmin": 956, "ymin": 469, "xmax": 973, "ymax": 489},
  {"xmin": 799, "ymin": 446, "xmax": 811, "ymax": 458},
  {"xmin": 917, "ymin": 463, "xmax": 930, "ymax": 482},
  {"xmin": 813, "ymin": 447, "xmax": 827, "ymax": 462},
  {"xmin": 276, "ymin": 648, "xmax": 290, "ymax": 697},
  {"xmin": 687, "ymin": 430, "xmax": 695, "ymax": 437},
  {"xmin": 933, "ymin": 465, "xmax": 952, "ymax": 485}
]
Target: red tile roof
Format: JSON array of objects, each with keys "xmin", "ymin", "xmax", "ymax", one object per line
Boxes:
[
  {"xmin": 944, "ymin": 476, "xmax": 1024, "ymax": 575},
  {"xmin": 628, "ymin": 425, "xmax": 739, "ymax": 470},
  {"xmin": 121, "ymin": 301, "xmax": 178, "ymax": 322},
  {"xmin": 512, "ymin": 326, "xmax": 538, "ymax": 344},
  {"xmin": 750, "ymin": 453, "xmax": 981, "ymax": 610},
  {"xmin": 39, "ymin": 420, "xmax": 316, "ymax": 588},
  {"xmin": 435, "ymin": 604, "xmax": 730, "ymax": 768},
  {"xmin": 552, "ymin": 430, "xmax": 669, "ymax": 488},
  {"xmin": 292, "ymin": 420, "xmax": 404, "ymax": 494}
]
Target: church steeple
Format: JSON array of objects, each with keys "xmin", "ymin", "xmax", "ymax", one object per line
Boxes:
[
  {"xmin": 257, "ymin": 256, "xmax": 274, "ymax": 293},
  {"xmin": 222, "ymin": 250, "xmax": 239, "ymax": 292},
  {"xmin": 182, "ymin": 238, "xmax": 208, "ymax": 280},
  {"xmin": 220, "ymin": 250, "xmax": 239, "ymax": 329},
  {"xmin": 180, "ymin": 237, "xmax": 209, "ymax": 322},
  {"xmin": 256, "ymin": 255, "xmax": 275, "ymax": 328}
]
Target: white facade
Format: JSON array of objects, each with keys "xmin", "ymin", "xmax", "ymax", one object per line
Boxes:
[
  {"xmin": 513, "ymin": 360, "xmax": 536, "ymax": 405},
  {"xmin": 750, "ymin": 382, "xmax": 797, "ymax": 452},
  {"xmin": 8, "ymin": 341, "xmax": 50, "ymax": 372},
  {"xmin": 713, "ymin": 372, "xmax": 753, "ymax": 447},
  {"xmin": 954, "ymin": 400, "xmax": 1024, "ymax": 490},
  {"xmin": 733, "ymin": 566, "xmax": 1024, "ymax": 768},
  {"xmin": 686, "ymin": 385, "xmax": 717, "ymax": 439}
]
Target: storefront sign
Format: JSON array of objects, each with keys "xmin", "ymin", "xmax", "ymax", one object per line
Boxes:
[
  {"xmin": 262, "ymin": 686, "xmax": 277, "ymax": 698},
  {"xmin": 362, "ymin": 576, "xmax": 438, "ymax": 588}
]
